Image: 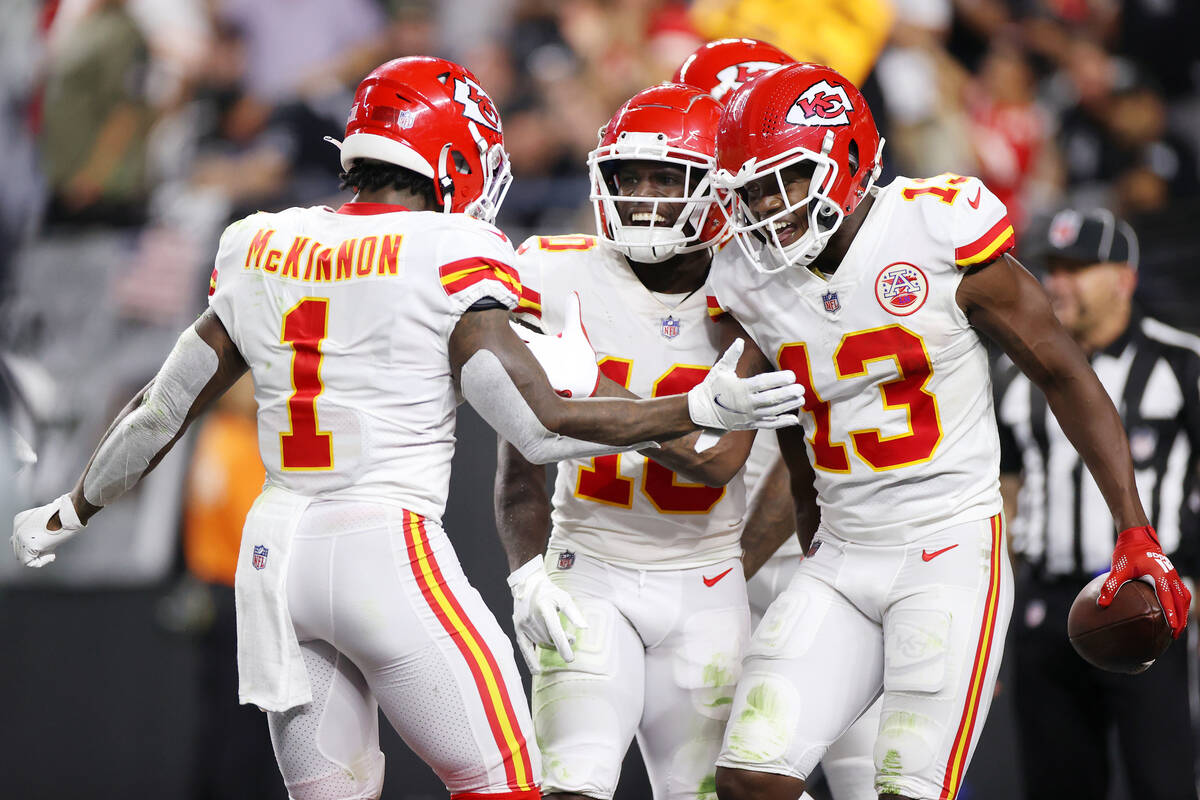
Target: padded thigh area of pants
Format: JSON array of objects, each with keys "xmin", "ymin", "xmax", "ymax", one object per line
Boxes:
[
  {"xmin": 532, "ymin": 598, "xmax": 643, "ymax": 799},
  {"xmin": 268, "ymin": 641, "xmax": 384, "ymax": 800}
]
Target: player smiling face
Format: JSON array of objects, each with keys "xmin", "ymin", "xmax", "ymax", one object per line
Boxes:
[
  {"xmin": 739, "ymin": 162, "xmax": 817, "ymax": 249},
  {"xmin": 608, "ymin": 159, "xmax": 693, "ymax": 230},
  {"xmin": 588, "ymin": 83, "xmax": 727, "ymax": 264}
]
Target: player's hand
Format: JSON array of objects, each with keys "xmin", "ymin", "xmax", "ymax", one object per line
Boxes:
[
  {"xmin": 1098, "ymin": 525, "xmax": 1190, "ymax": 639},
  {"xmin": 510, "ymin": 292, "xmax": 599, "ymax": 399},
  {"xmin": 688, "ymin": 339, "xmax": 805, "ymax": 431},
  {"xmin": 507, "ymin": 555, "xmax": 588, "ymax": 669},
  {"xmin": 12, "ymin": 494, "xmax": 86, "ymax": 567}
]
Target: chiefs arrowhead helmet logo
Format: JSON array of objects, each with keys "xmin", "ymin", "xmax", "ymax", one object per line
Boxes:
[
  {"xmin": 712, "ymin": 61, "xmax": 785, "ymax": 100},
  {"xmin": 452, "ymin": 76, "xmax": 501, "ymax": 133},
  {"xmin": 785, "ymin": 80, "xmax": 853, "ymax": 127}
]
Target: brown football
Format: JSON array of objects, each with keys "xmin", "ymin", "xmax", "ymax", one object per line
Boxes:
[{"xmin": 1068, "ymin": 573, "xmax": 1172, "ymax": 674}]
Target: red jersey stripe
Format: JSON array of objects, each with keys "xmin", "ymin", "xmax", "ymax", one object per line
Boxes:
[
  {"xmin": 516, "ymin": 285, "xmax": 542, "ymax": 318},
  {"xmin": 706, "ymin": 295, "xmax": 726, "ymax": 320},
  {"xmin": 954, "ymin": 217, "xmax": 1016, "ymax": 266},
  {"xmin": 439, "ymin": 258, "xmax": 522, "ymax": 299}
]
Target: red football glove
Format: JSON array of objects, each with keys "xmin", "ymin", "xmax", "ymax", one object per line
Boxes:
[{"xmin": 1098, "ymin": 525, "xmax": 1190, "ymax": 639}]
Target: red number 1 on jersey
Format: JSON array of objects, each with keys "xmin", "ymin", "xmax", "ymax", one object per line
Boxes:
[{"xmin": 280, "ymin": 298, "xmax": 333, "ymax": 470}]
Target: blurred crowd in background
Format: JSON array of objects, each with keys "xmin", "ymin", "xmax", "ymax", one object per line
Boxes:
[
  {"xmin": 0, "ymin": 1, "xmax": 1197, "ymax": 797},
  {"xmin": 4, "ymin": 0, "xmax": 1199, "ymax": 295},
  {"xmin": 0, "ymin": 0, "xmax": 1198, "ymax": 572}
]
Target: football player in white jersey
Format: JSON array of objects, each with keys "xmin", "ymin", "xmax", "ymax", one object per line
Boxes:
[
  {"xmin": 495, "ymin": 82, "xmax": 769, "ymax": 800},
  {"xmin": 704, "ymin": 62, "xmax": 1192, "ymax": 800},
  {"xmin": 676, "ymin": 39, "xmax": 880, "ymax": 800},
  {"xmin": 9, "ymin": 57, "xmax": 807, "ymax": 800}
]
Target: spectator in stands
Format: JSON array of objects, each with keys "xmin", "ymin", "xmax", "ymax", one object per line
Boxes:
[
  {"xmin": 40, "ymin": 0, "xmax": 154, "ymax": 229},
  {"xmin": 965, "ymin": 42, "xmax": 1059, "ymax": 229},
  {"xmin": 1107, "ymin": 79, "xmax": 1200, "ymax": 216}
]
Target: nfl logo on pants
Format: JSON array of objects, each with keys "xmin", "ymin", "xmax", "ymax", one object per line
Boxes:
[{"xmin": 253, "ymin": 544, "xmax": 269, "ymax": 570}]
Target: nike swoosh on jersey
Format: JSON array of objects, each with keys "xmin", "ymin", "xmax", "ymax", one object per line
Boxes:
[
  {"xmin": 968, "ymin": 188, "xmax": 981, "ymax": 209},
  {"xmin": 921, "ymin": 544, "xmax": 959, "ymax": 562},
  {"xmin": 703, "ymin": 567, "xmax": 734, "ymax": 587}
]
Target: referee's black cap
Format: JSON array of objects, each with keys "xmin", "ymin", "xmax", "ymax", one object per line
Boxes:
[{"xmin": 1043, "ymin": 208, "xmax": 1140, "ymax": 270}]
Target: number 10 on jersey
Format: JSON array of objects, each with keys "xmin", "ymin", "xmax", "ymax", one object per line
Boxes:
[
  {"xmin": 280, "ymin": 297, "xmax": 334, "ymax": 470},
  {"xmin": 575, "ymin": 357, "xmax": 725, "ymax": 514}
]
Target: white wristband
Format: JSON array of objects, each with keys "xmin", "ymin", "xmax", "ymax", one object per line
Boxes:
[{"xmin": 55, "ymin": 493, "xmax": 84, "ymax": 530}]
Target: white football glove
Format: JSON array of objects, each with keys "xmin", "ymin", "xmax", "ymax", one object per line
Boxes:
[
  {"xmin": 688, "ymin": 339, "xmax": 805, "ymax": 431},
  {"xmin": 510, "ymin": 291, "xmax": 599, "ymax": 399},
  {"xmin": 507, "ymin": 555, "xmax": 588, "ymax": 670},
  {"xmin": 12, "ymin": 493, "xmax": 86, "ymax": 567}
]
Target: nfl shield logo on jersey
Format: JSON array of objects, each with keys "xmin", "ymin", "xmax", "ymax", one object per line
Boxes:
[
  {"xmin": 557, "ymin": 550, "xmax": 576, "ymax": 570},
  {"xmin": 253, "ymin": 545, "xmax": 269, "ymax": 570},
  {"xmin": 661, "ymin": 316, "xmax": 681, "ymax": 339},
  {"xmin": 822, "ymin": 290, "xmax": 840, "ymax": 313}
]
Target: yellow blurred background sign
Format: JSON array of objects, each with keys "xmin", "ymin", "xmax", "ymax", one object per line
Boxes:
[{"xmin": 690, "ymin": 0, "xmax": 894, "ymax": 86}]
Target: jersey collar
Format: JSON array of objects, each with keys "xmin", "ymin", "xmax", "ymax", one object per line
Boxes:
[{"xmin": 335, "ymin": 202, "xmax": 410, "ymax": 215}]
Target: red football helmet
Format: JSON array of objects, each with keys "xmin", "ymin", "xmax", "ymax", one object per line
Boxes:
[
  {"xmin": 587, "ymin": 83, "xmax": 728, "ymax": 263},
  {"xmin": 333, "ymin": 56, "xmax": 511, "ymax": 222},
  {"xmin": 673, "ymin": 38, "xmax": 794, "ymax": 101},
  {"xmin": 714, "ymin": 62, "xmax": 884, "ymax": 272}
]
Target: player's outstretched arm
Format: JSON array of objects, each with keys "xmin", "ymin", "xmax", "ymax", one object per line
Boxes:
[
  {"xmin": 523, "ymin": 306, "xmax": 776, "ymax": 485},
  {"xmin": 495, "ymin": 437, "xmax": 586, "ymax": 666},
  {"xmin": 591, "ymin": 370, "xmax": 757, "ymax": 486},
  {"xmin": 617, "ymin": 316, "xmax": 769, "ymax": 486},
  {"xmin": 12, "ymin": 310, "xmax": 248, "ymax": 567},
  {"xmin": 449, "ymin": 307, "xmax": 804, "ymax": 462},
  {"xmin": 959, "ymin": 254, "xmax": 1190, "ymax": 635}
]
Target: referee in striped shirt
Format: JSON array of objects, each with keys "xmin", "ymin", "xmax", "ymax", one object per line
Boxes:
[{"xmin": 996, "ymin": 208, "xmax": 1199, "ymax": 800}]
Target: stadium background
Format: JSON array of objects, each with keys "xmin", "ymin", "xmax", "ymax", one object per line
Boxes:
[{"xmin": 1, "ymin": 0, "xmax": 1197, "ymax": 797}]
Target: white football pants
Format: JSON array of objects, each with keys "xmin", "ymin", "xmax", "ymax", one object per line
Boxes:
[
  {"xmin": 268, "ymin": 501, "xmax": 540, "ymax": 800},
  {"xmin": 749, "ymin": 551, "xmax": 881, "ymax": 800},
  {"xmin": 725, "ymin": 514, "xmax": 1012, "ymax": 800},
  {"xmin": 532, "ymin": 549, "xmax": 750, "ymax": 800}
]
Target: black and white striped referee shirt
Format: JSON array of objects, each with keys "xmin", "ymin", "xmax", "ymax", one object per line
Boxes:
[{"xmin": 996, "ymin": 310, "xmax": 1200, "ymax": 579}]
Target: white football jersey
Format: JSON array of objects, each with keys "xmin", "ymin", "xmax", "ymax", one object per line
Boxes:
[
  {"xmin": 514, "ymin": 234, "xmax": 745, "ymax": 569},
  {"xmin": 209, "ymin": 203, "xmax": 522, "ymax": 524},
  {"xmin": 710, "ymin": 175, "xmax": 1015, "ymax": 544}
]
